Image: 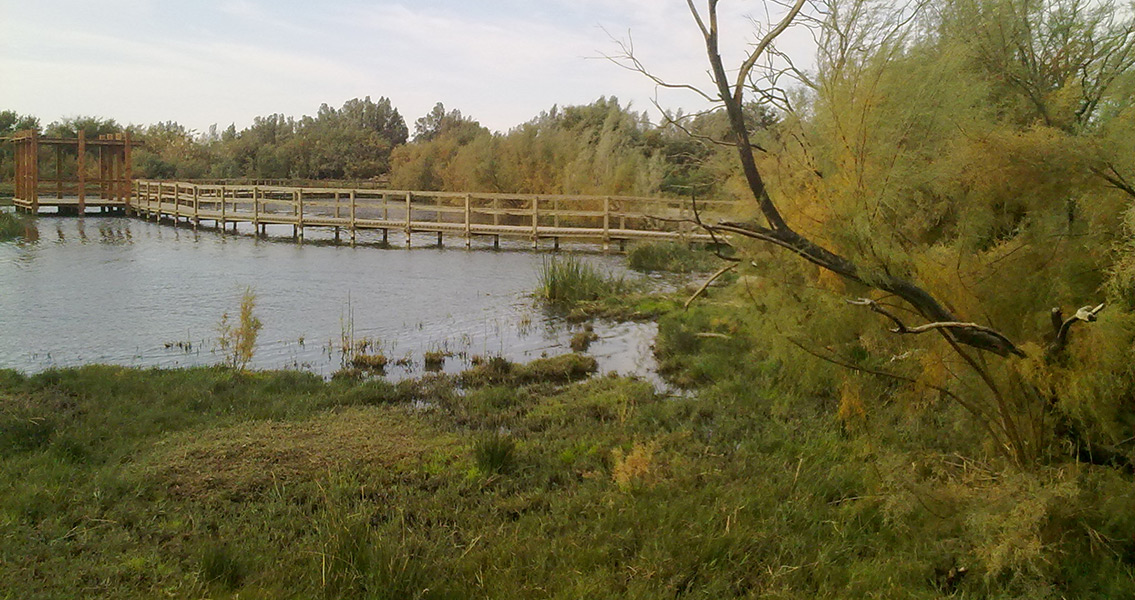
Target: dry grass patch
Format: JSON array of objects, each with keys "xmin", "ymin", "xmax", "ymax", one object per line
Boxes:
[{"xmin": 140, "ymin": 406, "xmax": 452, "ymax": 500}]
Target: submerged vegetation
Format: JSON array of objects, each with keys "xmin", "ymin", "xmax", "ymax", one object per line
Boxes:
[{"xmin": 0, "ymin": 212, "xmax": 28, "ymax": 241}]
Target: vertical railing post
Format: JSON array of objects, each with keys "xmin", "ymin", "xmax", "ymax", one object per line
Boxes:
[
  {"xmin": 464, "ymin": 193, "xmax": 472, "ymax": 248},
  {"xmin": 55, "ymin": 146, "xmax": 62, "ymax": 200},
  {"xmin": 123, "ymin": 132, "xmax": 133, "ymax": 210},
  {"xmin": 76, "ymin": 130, "xmax": 86, "ymax": 213},
  {"xmin": 603, "ymin": 196, "xmax": 611, "ymax": 253},
  {"xmin": 297, "ymin": 188, "xmax": 304, "ymax": 241},
  {"xmin": 220, "ymin": 185, "xmax": 227, "ymax": 232},
  {"xmin": 30, "ymin": 130, "xmax": 39, "ymax": 213},
  {"xmin": 405, "ymin": 192, "xmax": 412, "ymax": 247},
  {"xmin": 349, "ymin": 190, "xmax": 357, "ymax": 246},
  {"xmin": 531, "ymin": 196, "xmax": 539, "ymax": 249},
  {"xmin": 253, "ymin": 186, "xmax": 260, "ymax": 232},
  {"xmin": 333, "ymin": 191, "xmax": 341, "ymax": 242}
]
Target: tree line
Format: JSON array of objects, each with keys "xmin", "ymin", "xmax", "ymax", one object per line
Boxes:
[{"xmin": 2, "ymin": 96, "xmax": 772, "ymax": 200}]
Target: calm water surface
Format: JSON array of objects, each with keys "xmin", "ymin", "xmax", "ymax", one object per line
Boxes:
[{"xmin": 0, "ymin": 215, "xmax": 662, "ymax": 381}]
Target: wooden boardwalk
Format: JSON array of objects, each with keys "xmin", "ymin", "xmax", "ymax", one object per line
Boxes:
[{"xmin": 124, "ymin": 181, "xmax": 727, "ymax": 249}]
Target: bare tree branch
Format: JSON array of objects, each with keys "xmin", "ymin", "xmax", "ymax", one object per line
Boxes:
[
  {"xmin": 685, "ymin": 263, "xmax": 738, "ymax": 309},
  {"xmin": 847, "ymin": 298, "xmax": 1026, "ymax": 358},
  {"xmin": 1048, "ymin": 302, "xmax": 1106, "ymax": 357}
]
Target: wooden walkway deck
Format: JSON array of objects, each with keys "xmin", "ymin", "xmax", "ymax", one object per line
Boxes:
[{"xmin": 124, "ymin": 181, "xmax": 727, "ymax": 249}]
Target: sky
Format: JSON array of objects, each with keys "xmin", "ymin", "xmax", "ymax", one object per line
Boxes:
[{"xmin": 0, "ymin": 0, "xmax": 816, "ymax": 135}]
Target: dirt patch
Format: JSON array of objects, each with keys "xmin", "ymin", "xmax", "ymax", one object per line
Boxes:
[{"xmin": 139, "ymin": 406, "xmax": 451, "ymax": 500}]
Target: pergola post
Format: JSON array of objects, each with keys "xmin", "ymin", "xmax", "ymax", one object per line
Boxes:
[{"xmin": 77, "ymin": 130, "xmax": 86, "ymax": 212}]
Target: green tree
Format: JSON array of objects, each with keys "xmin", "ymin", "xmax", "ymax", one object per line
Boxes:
[{"xmin": 627, "ymin": 0, "xmax": 1135, "ymax": 466}]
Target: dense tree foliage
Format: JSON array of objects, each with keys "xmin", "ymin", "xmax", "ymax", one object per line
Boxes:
[{"xmin": 650, "ymin": 0, "xmax": 1135, "ymax": 469}]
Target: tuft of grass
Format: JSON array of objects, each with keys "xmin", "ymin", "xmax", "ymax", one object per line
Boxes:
[
  {"xmin": 626, "ymin": 241, "xmax": 724, "ymax": 273},
  {"xmin": 350, "ymin": 353, "xmax": 388, "ymax": 373},
  {"xmin": 569, "ymin": 325, "xmax": 599, "ymax": 352},
  {"xmin": 422, "ymin": 350, "xmax": 449, "ymax": 372},
  {"xmin": 473, "ymin": 431, "xmax": 518, "ymax": 475},
  {"xmin": 536, "ymin": 255, "xmax": 629, "ymax": 306},
  {"xmin": 0, "ymin": 212, "xmax": 31, "ymax": 241},
  {"xmin": 217, "ymin": 288, "xmax": 263, "ymax": 371},
  {"xmin": 460, "ymin": 353, "xmax": 597, "ymax": 388},
  {"xmin": 199, "ymin": 542, "xmax": 246, "ymax": 590}
]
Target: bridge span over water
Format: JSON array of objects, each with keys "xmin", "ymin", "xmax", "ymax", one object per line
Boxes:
[{"xmin": 5, "ymin": 129, "xmax": 731, "ymax": 250}]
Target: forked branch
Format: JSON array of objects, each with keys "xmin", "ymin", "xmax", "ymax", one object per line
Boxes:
[{"xmin": 847, "ymin": 298, "xmax": 1026, "ymax": 358}]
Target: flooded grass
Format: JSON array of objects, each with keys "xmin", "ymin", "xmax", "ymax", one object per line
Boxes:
[
  {"xmin": 626, "ymin": 241, "xmax": 726, "ymax": 273},
  {"xmin": 536, "ymin": 254, "xmax": 631, "ymax": 306},
  {"xmin": 0, "ymin": 212, "xmax": 29, "ymax": 241}
]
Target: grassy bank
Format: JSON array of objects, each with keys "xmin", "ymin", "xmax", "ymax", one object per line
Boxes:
[{"xmin": 3, "ymin": 350, "xmax": 1131, "ymax": 597}]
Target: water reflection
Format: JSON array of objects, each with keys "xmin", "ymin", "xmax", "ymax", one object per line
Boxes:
[{"xmin": 0, "ymin": 215, "xmax": 662, "ymax": 383}]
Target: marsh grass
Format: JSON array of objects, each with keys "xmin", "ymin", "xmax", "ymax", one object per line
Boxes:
[
  {"xmin": 626, "ymin": 241, "xmax": 724, "ymax": 273},
  {"xmin": 473, "ymin": 431, "xmax": 518, "ymax": 475},
  {"xmin": 569, "ymin": 325, "xmax": 599, "ymax": 351},
  {"xmin": 198, "ymin": 542, "xmax": 246, "ymax": 590},
  {"xmin": 0, "ymin": 346, "xmax": 1132, "ymax": 597},
  {"xmin": 350, "ymin": 353, "xmax": 388, "ymax": 373},
  {"xmin": 217, "ymin": 288, "xmax": 262, "ymax": 370},
  {"xmin": 536, "ymin": 255, "xmax": 629, "ymax": 306},
  {"xmin": 0, "ymin": 212, "xmax": 30, "ymax": 241}
]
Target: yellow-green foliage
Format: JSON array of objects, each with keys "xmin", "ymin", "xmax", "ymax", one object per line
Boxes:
[
  {"xmin": 349, "ymin": 353, "xmax": 388, "ymax": 372},
  {"xmin": 612, "ymin": 441, "xmax": 657, "ymax": 490},
  {"xmin": 217, "ymin": 288, "xmax": 262, "ymax": 371},
  {"xmin": 679, "ymin": 0, "xmax": 1135, "ymax": 466}
]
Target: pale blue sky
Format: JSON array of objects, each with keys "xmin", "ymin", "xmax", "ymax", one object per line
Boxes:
[{"xmin": 1, "ymin": 0, "xmax": 815, "ymax": 134}]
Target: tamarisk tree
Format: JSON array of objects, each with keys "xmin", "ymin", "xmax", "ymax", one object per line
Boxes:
[{"xmin": 624, "ymin": 0, "xmax": 1135, "ymax": 466}]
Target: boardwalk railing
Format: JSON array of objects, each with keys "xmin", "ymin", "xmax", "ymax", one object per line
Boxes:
[{"xmin": 131, "ymin": 181, "xmax": 734, "ymax": 249}]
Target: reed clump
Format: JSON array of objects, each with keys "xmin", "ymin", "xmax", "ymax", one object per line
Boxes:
[
  {"xmin": 626, "ymin": 241, "xmax": 723, "ymax": 273},
  {"xmin": 536, "ymin": 255, "xmax": 629, "ymax": 306},
  {"xmin": 569, "ymin": 325, "xmax": 599, "ymax": 352},
  {"xmin": 0, "ymin": 212, "xmax": 30, "ymax": 241},
  {"xmin": 349, "ymin": 353, "xmax": 388, "ymax": 373}
]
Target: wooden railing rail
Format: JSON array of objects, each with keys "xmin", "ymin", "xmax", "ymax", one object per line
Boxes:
[{"xmin": 127, "ymin": 181, "xmax": 734, "ymax": 248}]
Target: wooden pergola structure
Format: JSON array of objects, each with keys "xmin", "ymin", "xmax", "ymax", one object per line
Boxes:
[{"xmin": 5, "ymin": 129, "xmax": 140, "ymax": 214}]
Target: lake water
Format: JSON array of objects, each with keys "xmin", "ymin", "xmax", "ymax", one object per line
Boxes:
[{"xmin": 0, "ymin": 214, "xmax": 663, "ymax": 382}]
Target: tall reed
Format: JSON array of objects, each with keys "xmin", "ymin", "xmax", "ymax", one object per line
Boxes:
[{"xmin": 536, "ymin": 255, "xmax": 627, "ymax": 306}]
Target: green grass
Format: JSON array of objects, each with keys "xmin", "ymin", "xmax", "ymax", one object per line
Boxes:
[
  {"xmin": 626, "ymin": 241, "xmax": 726, "ymax": 273},
  {"xmin": 1, "ymin": 342, "xmax": 1132, "ymax": 598},
  {"xmin": 536, "ymin": 254, "xmax": 631, "ymax": 306},
  {"xmin": 0, "ymin": 212, "xmax": 29, "ymax": 241}
]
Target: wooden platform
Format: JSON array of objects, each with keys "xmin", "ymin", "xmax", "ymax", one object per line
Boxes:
[
  {"xmin": 13, "ymin": 197, "xmax": 128, "ymax": 213},
  {"xmin": 128, "ymin": 181, "xmax": 730, "ymax": 249}
]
